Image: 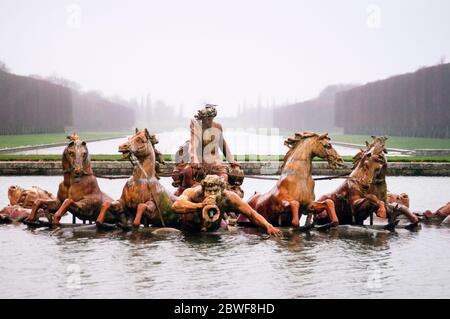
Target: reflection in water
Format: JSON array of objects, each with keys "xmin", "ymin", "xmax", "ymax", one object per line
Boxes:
[{"xmin": 1, "ymin": 176, "xmax": 450, "ymax": 298}]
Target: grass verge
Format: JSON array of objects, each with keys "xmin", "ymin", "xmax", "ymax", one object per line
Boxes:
[{"xmin": 0, "ymin": 132, "xmax": 127, "ymax": 149}]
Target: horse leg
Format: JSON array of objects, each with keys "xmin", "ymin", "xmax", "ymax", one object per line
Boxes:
[
  {"xmin": 282, "ymin": 200, "xmax": 300, "ymax": 227},
  {"xmin": 374, "ymin": 198, "xmax": 387, "ymax": 219},
  {"xmin": 392, "ymin": 203, "xmax": 419, "ymax": 224},
  {"xmin": 351, "ymin": 195, "xmax": 385, "ymax": 223},
  {"xmin": 308, "ymin": 199, "xmax": 339, "ymax": 226},
  {"xmin": 52, "ymin": 199, "xmax": 74, "ymax": 226},
  {"xmin": 298, "ymin": 213, "xmax": 315, "ymax": 232},
  {"xmin": 305, "ymin": 213, "xmax": 313, "ymax": 227},
  {"xmin": 26, "ymin": 199, "xmax": 57, "ymax": 222},
  {"xmin": 361, "ymin": 194, "xmax": 386, "ymax": 219},
  {"xmin": 96, "ymin": 201, "xmax": 111, "ymax": 225},
  {"xmin": 96, "ymin": 200, "xmax": 123, "ymax": 225},
  {"xmin": 352, "ymin": 198, "xmax": 374, "ymax": 224},
  {"xmin": 133, "ymin": 201, "xmax": 156, "ymax": 228}
]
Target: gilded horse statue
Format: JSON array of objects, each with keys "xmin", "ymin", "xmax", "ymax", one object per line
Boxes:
[
  {"xmin": 314, "ymin": 146, "xmax": 387, "ymax": 226},
  {"xmin": 243, "ymin": 132, "xmax": 344, "ymax": 228},
  {"xmin": 351, "ymin": 136, "xmax": 419, "ymax": 226},
  {"xmin": 25, "ymin": 134, "xmax": 118, "ymax": 226},
  {"xmin": 96, "ymin": 128, "xmax": 180, "ymax": 228}
]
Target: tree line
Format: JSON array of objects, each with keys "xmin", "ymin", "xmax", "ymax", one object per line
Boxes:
[
  {"xmin": 0, "ymin": 70, "xmax": 72, "ymax": 134},
  {"xmin": 273, "ymin": 85, "xmax": 357, "ymax": 133},
  {"xmin": 335, "ymin": 63, "xmax": 450, "ymax": 138},
  {"xmin": 0, "ymin": 69, "xmax": 135, "ymax": 135}
]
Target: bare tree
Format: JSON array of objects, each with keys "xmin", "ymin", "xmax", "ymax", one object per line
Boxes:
[
  {"xmin": 46, "ymin": 73, "xmax": 81, "ymax": 91},
  {"xmin": 0, "ymin": 60, "xmax": 10, "ymax": 72}
]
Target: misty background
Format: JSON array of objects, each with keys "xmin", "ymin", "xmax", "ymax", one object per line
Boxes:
[{"xmin": 1, "ymin": 0, "xmax": 450, "ymax": 135}]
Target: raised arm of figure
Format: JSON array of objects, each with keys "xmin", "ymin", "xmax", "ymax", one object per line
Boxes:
[{"xmin": 217, "ymin": 124, "xmax": 239, "ymax": 166}]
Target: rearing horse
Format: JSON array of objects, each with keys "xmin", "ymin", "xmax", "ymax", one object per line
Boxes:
[
  {"xmin": 315, "ymin": 146, "xmax": 387, "ymax": 225},
  {"xmin": 353, "ymin": 136, "xmax": 419, "ymax": 226},
  {"xmin": 25, "ymin": 134, "xmax": 117, "ymax": 225},
  {"xmin": 96, "ymin": 128, "xmax": 180, "ymax": 228},
  {"xmin": 245, "ymin": 132, "xmax": 344, "ymax": 227}
]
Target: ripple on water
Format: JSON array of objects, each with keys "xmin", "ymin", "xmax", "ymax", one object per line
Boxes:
[{"xmin": 1, "ymin": 176, "xmax": 450, "ymax": 298}]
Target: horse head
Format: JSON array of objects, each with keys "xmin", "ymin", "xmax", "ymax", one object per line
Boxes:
[
  {"xmin": 388, "ymin": 192, "xmax": 410, "ymax": 207},
  {"xmin": 353, "ymin": 135, "xmax": 388, "ymax": 169},
  {"xmin": 7, "ymin": 185, "xmax": 24, "ymax": 205},
  {"xmin": 119, "ymin": 128, "xmax": 155, "ymax": 161},
  {"xmin": 63, "ymin": 134, "xmax": 92, "ymax": 181},
  {"xmin": 282, "ymin": 132, "xmax": 344, "ymax": 170},
  {"xmin": 313, "ymin": 133, "xmax": 345, "ymax": 169},
  {"xmin": 353, "ymin": 149, "xmax": 385, "ymax": 188}
]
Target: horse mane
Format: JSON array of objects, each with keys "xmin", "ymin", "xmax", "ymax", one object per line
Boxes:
[
  {"xmin": 281, "ymin": 132, "xmax": 319, "ymax": 169},
  {"xmin": 66, "ymin": 133, "xmax": 80, "ymax": 142},
  {"xmin": 148, "ymin": 132, "xmax": 165, "ymax": 178},
  {"xmin": 62, "ymin": 135, "xmax": 75, "ymax": 172},
  {"xmin": 352, "ymin": 136, "xmax": 388, "ymax": 169},
  {"xmin": 63, "ymin": 133, "xmax": 82, "ymax": 156}
]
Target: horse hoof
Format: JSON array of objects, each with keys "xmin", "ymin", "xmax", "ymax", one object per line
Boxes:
[
  {"xmin": 132, "ymin": 223, "xmax": 140, "ymax": 229},
  {"xmin": 383, "ymin": 220, "xmax": 399, "ymax": 231},
  {"xmin": 95, "ymin": 221, "xmax": 108, "ymax": 230},
  {"xmin": 23, "ymin": 219, "xmax": 45, "ymax": 228},
  {"xmin": 404, "ymin": 222, "xmax": 420, "ymax": 231}
]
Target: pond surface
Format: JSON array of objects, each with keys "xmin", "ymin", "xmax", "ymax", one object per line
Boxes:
[{"xmin": 0, "ymin": 176, "xmax": 449, "ymax": 298}]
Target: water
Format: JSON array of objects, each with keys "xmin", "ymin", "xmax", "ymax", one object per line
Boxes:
[
  {"xmin": 1, "ymin": 176, "xmax": 449, "ymax": 298},
  {"xmin": 12, "ymin": 130, "xmax": 360, "ymax": 156}
]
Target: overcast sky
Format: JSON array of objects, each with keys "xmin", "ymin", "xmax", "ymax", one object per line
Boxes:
[{"xmin": 1, "ymin": 0, "xmax": 450, "ymax": 116}]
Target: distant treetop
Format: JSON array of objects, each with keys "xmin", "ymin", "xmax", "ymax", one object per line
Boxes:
[{"xmin": 0, "ymin": 60, "xmax": 10, "ymax": 73}]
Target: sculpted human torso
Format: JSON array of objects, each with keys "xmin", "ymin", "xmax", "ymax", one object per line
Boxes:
[{"xmin": 191, "ymin": 120, "xmax": 232, "ymax": 166}]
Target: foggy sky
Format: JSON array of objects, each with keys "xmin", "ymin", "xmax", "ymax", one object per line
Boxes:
[{"xmin": 1, "ymin": 0, "xmax": 450, "ymax": 117}]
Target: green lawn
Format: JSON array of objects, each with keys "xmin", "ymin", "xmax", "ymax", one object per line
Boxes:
[
  {"xmin": 330, "ymin": 134, "xmax": 450, "ymax": 150},
  {"xmin": 0, "ymin": 154, "xmax": 449, "ymax": 162},
  {"xmin": 0, "ymin": 132, "xmax": 127, "ymax": 149}
]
